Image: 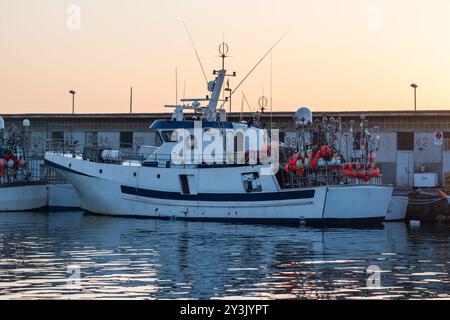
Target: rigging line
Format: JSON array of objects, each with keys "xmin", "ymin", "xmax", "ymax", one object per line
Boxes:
[
  {"xmin": 270, "ymin": 50, "xmax": 273, "ymax": 129},
  {"xmin": 183, "ymin": 21, "xmax": 209, "ymax": 86},
  {"xmin": 218, "ymin": 29, "xmax": 290, "ymax": 111},
  {"xmin": 337, "ymin": 128, "xmax": 344, "ymax": 155},
  {"xmin": 231, "ymin": 29, "xmax": 290, "ymax": 97},
  {"xmin": 175, "ymin": 66, "xmax": 178, "ymax": 105},
  {"xmin": 242, "ymin": 92, "xmax": 252, "ymax": 113},
  {"xmin": 240, "ymin": 91, "xmax": 244, "ymax": 122}
]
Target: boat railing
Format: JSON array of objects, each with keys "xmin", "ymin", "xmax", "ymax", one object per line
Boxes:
[
  {"xmin": 0, "ymin": 158, "xmax": 65, "ymax": 185},
  {"xmin": 276, "ymin": 167, "xmax": 384, "ymax": 189},
  {"xmin": 78, "ymin": 148, "xmax": 273, "ymax": 169},
  {"xmin": 44, "ymin": 139, "xmax": 273, "ymax": 168},
  {"xmin": 44, "ymin": 140, "xmax": 385, "ymax": 187}
]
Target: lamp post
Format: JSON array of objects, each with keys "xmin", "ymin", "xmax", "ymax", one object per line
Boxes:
[
  {"xmin": 69, "ymin": 90, "xmax": 76, "ymax": 114},
  {"xmin": 22, "ymin": 119, "xmax": 30, "ymax": 157},
  {"xmin": 410, "ymin": 83, "xmax": 418, "ymax": 112}
]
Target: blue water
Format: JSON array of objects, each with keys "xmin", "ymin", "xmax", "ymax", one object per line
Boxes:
[{"xmin": 0, "ymin": 211, "xmax": 449, "ymax": 299}]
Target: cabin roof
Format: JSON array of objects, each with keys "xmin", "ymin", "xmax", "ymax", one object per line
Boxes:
[{"xmin": 150, "ymin": 120, "xmax": 234, "ymax": 129}]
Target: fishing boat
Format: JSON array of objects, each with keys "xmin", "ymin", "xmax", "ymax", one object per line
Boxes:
[
  {"xmin": 44, "ymin": 44, "xmax": 392, "ymax": 226},
  {"xmin": 0, "ymin": 117, "xmax": 47, "ymax": 211}
]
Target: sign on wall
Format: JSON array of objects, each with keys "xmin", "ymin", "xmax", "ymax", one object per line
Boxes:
[{"xmin": 434, "ymin": 131, "xmax": 443, "ymax": 145}]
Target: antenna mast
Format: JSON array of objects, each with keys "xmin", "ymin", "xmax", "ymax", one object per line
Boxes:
[
  {"xmin": 183, "ymin": 21, "xmax": 208, "ymax": 86},
  {"xmin": 175, "ymin": 66, "xmax": 178, "ymax": 105},
  {"xmin": 240, "ymin": 91, "xmax": 244, "ymax": 122},
  {"xmin": 270, "ymin": 50, "xmax": 273, "ymax": 129},
  {"xmin": 231, "ymin": 30, "xmax": 289, "ymax": 97},
  {"xmin": 203, "ymin": 42, "xmax": 236, "ymax": 121},
  {"xmin": 129, "ymin": 86, "xmax": 133, "ymax": 113}
]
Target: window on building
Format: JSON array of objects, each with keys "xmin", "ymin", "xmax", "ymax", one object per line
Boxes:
[
  {"xmin": 279, "ymin": 131, "xmax": 285, "ymax": 144},
  {"xmin": 120, "ymin": 132, "xmax": 133, "ymax": 149},
  {"xmin": 242, "ymin": 172, "xmax": 262, "ymax": 193},
  {"xmin": 397, "ymin": 132, "xmax": 414, "ymax": 151},
  {"xmin": 51, "ymin": 131, "xmax": 64, "ymax": 143},
  {"xmin": 444, "ymin": 132, "xmax": 450, "ymax": 151},
  {"xmin": 50, "ymin": 132, "xmax": 64, "ymax": 149},
  {"xmin": 86, "ymin": 132, "xmax": 98, "ymax": 146}
]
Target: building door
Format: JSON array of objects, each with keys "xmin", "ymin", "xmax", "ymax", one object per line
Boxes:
[{"xmin": 396, "ymin": 152, "xmax": 413, "ymax": 186}]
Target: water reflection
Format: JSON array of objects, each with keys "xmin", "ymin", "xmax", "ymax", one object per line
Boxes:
[{"xmin": 0, "ymin": 211, "xmax": 449, "ymax": 299}]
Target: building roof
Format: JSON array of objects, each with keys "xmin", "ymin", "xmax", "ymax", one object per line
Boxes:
[{"xmin": 2, "ymin": 110, "xmax": 450, "ymax": 120}]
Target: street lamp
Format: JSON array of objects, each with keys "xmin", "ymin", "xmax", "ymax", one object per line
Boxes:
[
  {"xmin": 69, "ymin": 90, "xmax": 76, "ymax": 114},
  {"xmin": 410, "ymin": 83, "xmax": 418, "ymax": 112}
]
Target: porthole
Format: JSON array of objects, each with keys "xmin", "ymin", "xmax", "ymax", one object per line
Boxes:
[
  {"xmin": 133, "ymin": 172, "xmax": 137, "ymax": 177},
  {"xmin": 99, "ymin": 169, "xmax": 103, "ymax": 174},
  {"xmin": 68, "ymin": 163, "xmax": 72, "ymax": 168},
  {"xmin": 157, "ymin": 174, "xmax": 160, "ymax": 179}
]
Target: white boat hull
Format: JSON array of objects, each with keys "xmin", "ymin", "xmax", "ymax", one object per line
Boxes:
[
  {"xmin": 0, "ymin": 184, "xmax": 48, "ymax": 211},
  {"xmin": 324, "ymin": 185, "xmax": 393, "ymax": 220},
  {"xmin": 44, "ymin": 153, "xmax": 392, "ymax": 226},
  {"xmin": 47, "ymin": 184, "xmax": 81, "ymax": 209}
]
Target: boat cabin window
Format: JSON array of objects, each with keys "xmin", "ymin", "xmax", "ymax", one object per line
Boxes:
[
  {"xmin": 155, "ymin": 131, "xmax": 163, "ymax": 147},
  {"xmin": 179, "ymin": 175, "xmax": 190, "ymax": 195},
  {"xmin": 146, "ymin": 129, "xmax": 163, "ymax": 147},
  {"xmin": 242, "ymin": 173, "xmax": 262, "ymax": 193},
  {"xmin": 160, "ymin": 130, "xmax": 179, "ymax": 142}
]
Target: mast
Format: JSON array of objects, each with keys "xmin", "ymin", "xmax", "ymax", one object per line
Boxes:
[
  {"xmin": 165, "ymin": 42, "xmax": 235, "ymax": 122},
  {"xmin": 204, "ymin": 69, "xmax": 226, "ymax": 121},
  {"xmin": 203, "ymin": 42, "xmax": 235, "ymax": 122}
]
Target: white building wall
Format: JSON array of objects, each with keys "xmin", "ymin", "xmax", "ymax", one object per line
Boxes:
[
  {"xmin": 98, "ymin": 132, "xmax": 120, "ymax": 148},
  {"xmin": 133, "ymin": 131, "xmax": 157, "ymax": 152},
  {"xmin": 377, "ymin": 132, "xmax": 397, "ymax": 162},
  {"xmin": 64, "ymin": 131, "xmax": 86, "ymax": 153}
]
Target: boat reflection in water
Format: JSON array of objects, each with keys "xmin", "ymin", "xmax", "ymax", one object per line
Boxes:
[{"xmin": 0, "ymin": 211, "xmax": 449, "ymax": 299}]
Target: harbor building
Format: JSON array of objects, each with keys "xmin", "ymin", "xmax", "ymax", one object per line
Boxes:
[{"xmin": 3, "ymin": 110, "xmax": 450, "ymax": 188}]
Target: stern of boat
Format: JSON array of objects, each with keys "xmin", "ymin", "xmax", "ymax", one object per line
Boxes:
[{"xmin": 323, "ymin": 185, "xmax": 393, "ymax": 223}]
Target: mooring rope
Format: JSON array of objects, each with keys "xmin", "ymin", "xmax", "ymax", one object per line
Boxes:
[{"xmin": 391, "ymin": 196, "xmax": 446, "ymax": 205}]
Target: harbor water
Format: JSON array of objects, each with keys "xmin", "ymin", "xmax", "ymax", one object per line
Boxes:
[{"xmin": 0, "ymin": 211, "xmax": 449, "ymax": 299}]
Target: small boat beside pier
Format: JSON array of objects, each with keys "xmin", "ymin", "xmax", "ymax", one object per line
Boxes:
[{"xmin": 0, "ymin": 116, "xmax": 47, "ymax": 211}]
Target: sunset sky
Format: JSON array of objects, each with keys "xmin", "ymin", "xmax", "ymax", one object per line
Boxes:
[{"xmin": 1, "ymin": 0, "xmax": 450, "ymax": 114}]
